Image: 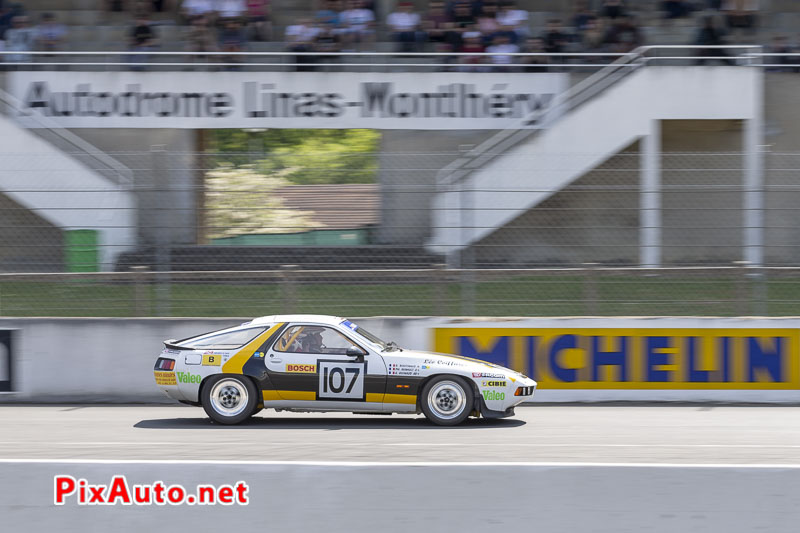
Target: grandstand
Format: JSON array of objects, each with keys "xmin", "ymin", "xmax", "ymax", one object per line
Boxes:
[{"xmin": 12, "ymin": 0, "xmax": 800, "ymax": 54}]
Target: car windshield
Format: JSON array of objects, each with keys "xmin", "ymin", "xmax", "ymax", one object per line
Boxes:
[{"xmin": 340, "ymin": 319, "xmax": 398, "ymax": 351}]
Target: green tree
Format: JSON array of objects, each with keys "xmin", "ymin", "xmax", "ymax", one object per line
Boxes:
[
  {"xmin": 206, "ymin": 129, "xmax": 380, "ymax": 185},
  {"xmin": 205, "ymin": 164, "xmax": 318, "ymax": 239}
]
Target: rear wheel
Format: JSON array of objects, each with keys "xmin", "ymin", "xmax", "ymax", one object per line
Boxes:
[
  {"xmin": 201, "ymin": 375, "xmax": 258, "ymax": 425},
  {"xmin": 420, "ymin": 376, "xmax": 473, "ymax": 426}
]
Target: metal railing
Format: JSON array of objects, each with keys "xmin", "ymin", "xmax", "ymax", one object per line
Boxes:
[{"xmin": 0, "ymin": 45, "xmax": 770, "ymax": 71}]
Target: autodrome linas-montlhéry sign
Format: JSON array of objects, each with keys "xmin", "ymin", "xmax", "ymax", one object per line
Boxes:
[
  {"xmin": 433, "ymin": 327, "xmax": 800, "ymax": 389},
  {"xmin": 8, "ymin": 71, "xmax": 567, "ymax": 130}
]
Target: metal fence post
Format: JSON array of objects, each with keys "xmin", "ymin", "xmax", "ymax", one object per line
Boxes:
[
  {"xmin": 281, "ymin": 265, "xmax": 297, "ymax": 314},
  {"xmin": 751, "ymin": 266, "xmax": 767, "ymax": 316},
  {"xmin": 433, "ymin": 264, "xmax": 447, "ymax": 316},
  {"xmin": 151, "ymin": 146, "xmax": 171, "ymax": 317},
  {"xmin": 583, "ymin": 263, "xmax": 599, "ymax": 315},
  {"xmin": 130, "ymin": 265, "xmax": 150, "ymax": 317}
]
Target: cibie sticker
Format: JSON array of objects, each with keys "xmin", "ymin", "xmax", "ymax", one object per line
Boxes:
[{"xmin": 318, "ymin": 361, "xmax": 365, "ymax": 400}]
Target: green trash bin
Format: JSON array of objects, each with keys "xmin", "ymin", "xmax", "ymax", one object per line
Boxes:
[{"xmin": 64, "ymin": 229, "xmax": 99, "ymax": 272}]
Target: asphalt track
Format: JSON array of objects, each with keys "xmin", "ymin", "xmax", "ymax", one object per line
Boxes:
[
  {"xmin": 2, "ymin": 405, "xmax": 800, "ymax": 532},
  {"xmin": 0, "ymin": 404, "xmax": 799, "ymax": 463}
]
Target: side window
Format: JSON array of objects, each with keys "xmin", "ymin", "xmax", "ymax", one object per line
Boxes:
[
  {"xmin": 180, "ymin": 327, "xmax": 267, "ymax": 350},
  {"xmin": 273, "ymin": 325, "xmax": 364, "ymax": 355}
]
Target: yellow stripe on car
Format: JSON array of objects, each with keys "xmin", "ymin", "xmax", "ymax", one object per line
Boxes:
[
  {"xmin": 383, "ymin": 394, "xmax": 417, "ymax": 405},
  {"xmin": 222, "ymin": 323, "xmax": 284, "ymax": 374}
]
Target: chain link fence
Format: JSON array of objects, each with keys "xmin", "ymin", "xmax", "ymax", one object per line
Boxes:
[{"xmin": 2, "ymin": 148, "xmax": 800, "ymax": 316}]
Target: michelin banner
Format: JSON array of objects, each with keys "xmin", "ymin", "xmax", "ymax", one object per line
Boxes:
[
  {"xmin": 7, "ymin": 71, "xmax": 567, "ymax": 130},
  {"xmin": 433, "ymin": 327, "xmax": 800, "ymax": 390}
]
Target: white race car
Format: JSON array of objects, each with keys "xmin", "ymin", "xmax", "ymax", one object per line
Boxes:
[{"xmin": 154, "ymin": 314, "xmax": 536, "ymax": 426}]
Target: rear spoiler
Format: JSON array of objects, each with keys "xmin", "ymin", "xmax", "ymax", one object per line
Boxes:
[{"xmin": 164, "ymin": 339, "xmax": 192, "ymax": 351}]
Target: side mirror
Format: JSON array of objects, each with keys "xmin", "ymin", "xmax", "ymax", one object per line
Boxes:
[{"xmin": 346, "ymin": 346, "xmax": 366, "ymax": 360}]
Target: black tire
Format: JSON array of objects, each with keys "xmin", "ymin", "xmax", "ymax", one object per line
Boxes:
[
  {"xmin": 419, "ymin": 375, "xmax": 474, "ymax": 426},
  {"xmin": 201, "ymin": 374, "xmax": 258, "ymax": 425}
]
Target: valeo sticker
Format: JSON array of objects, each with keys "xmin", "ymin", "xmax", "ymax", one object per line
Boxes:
[
  {"xmin": 481, "ymin": 390, "xmax": 505, "ymax": 401},
  {"xmin": 176, "ymin": 372, "xmax": 202, "ymax": 384}
]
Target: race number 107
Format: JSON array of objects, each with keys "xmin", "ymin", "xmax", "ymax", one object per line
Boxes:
[{"xmin": 318, "ymin": 361, "xmax": 364, "ymax": 400}]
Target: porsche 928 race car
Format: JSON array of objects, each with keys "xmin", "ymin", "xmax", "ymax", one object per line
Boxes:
[{"xmin": 154, "ymin": 314, "xmax": 536, "ymax": 426}]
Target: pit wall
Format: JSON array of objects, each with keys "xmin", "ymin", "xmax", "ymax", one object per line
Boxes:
[{"xmin": 1, "ymin": 316, "xmax": 798, "ymax": 403}]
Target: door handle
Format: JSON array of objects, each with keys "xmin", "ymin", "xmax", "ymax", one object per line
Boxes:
[{"xmin": 271, "ymin": 358, "xmax": 282, "ymax": 363}]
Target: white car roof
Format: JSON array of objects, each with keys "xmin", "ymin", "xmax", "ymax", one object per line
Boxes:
[{"xmin": 249, "ymin": 314, "xmax": 345, "ymax": 327}]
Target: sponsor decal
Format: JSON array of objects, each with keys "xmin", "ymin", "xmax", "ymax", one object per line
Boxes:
[
  {"xmin": 286, "ymin": 364, "xmax": 316, "ymax": 374},
  {"xmin": 176, "ymin": 372, "xmax": 201, "ymax": 384},
  {"xmin": 472, "ymin": 372, "xmax": 505, "ymax": 378},
  {"xmin": 154, "ymin": 371, "xmax": 177, "ymax": 386},
  {"xmin": 482, "ymin": 390, "xmax": 505, "ymax": 401},
  {"xmin": 202, "ymin": 353, "xmax": 221, "ymax": 366},
  {"xmin": 421, "ymin": 365, "xmax": 430, "ymax": 370},
  {"xmin": 434, "ymin": 327, "xmax": 800, "ymax": 390},
  {"xmin": 388, "ymin": 363, "xmax": 420, "ymax": 376},
  {"xmin": 423, "ymin": 358, "xmax": 465, "ymax": 367},
  {"xmin": 482, "ymin": 380, "xmax": 506, "ymax": 387},
  {"xmin": 341, "ymin": 320, "xmax": 358, "ymax": 331},
  {"xmin": 318, "ymin": 361, "xmax": 365, "ymax": 400},
  {"xmin": 165, "ymin": 349, "xmax": 180, "ymax": 355},
  {"xmin": 253, "ymin": 352, "xmax": 265, "ymax": 358}
]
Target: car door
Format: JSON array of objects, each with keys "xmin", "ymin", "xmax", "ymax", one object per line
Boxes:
[{"xmin": 263, "ymin": 323, "xmax": 386, "ymax": 410}]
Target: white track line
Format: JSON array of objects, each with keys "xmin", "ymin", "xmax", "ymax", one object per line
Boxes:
[
  {"xmin": 1, "ymin": 441, "xmax": 799, "ymax": 449},
  {"xmin": 0, "ymin": 459, "xmax": 800, "ymax": 468}
]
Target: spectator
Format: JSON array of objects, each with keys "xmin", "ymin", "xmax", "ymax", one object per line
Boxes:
[
  {"xmin": 765, "ymin": 35, "xmax": 796, "ymax": 72},
  {"xmin": 476, "ymin": 2, "xmax": 501, "ymax": 39},
  {"xmin": 246, "ymin": 0, "xmax": 271, "ymax": 41},
  {"xmin": 314, "ymin": 22, "xmax": 343, "ymax": 69},
  {"xmin": 0, "ymin": 3, "xmax": 25, "ymax": 39},
  {"xmin": 448, "ymin": 1, "xmax": 475, "ymax": 49},
  {"xmin": 285, "ymin": 17, "xmax": 319, "ymax": 70},
  {"xmin": 519, "ymin": 36, "xmax": 549, "ymax": 72},
  {"xmin": 422, "ymin": 1, "xmax": 453, "ymax": 52},
  {"xmin": 572, "ymin": 0, "xmax": 596, "ymax": 34},
  {"xmin": 316, "ymin": 0, "xmax": 342, "ymax": 26},
  {"xmin": 339, "ymin": 0, "xmax": 375, "ymax": 48},
  {"xmin": 662, "ymin": 1, "xmax": 691, "ymax": 20},
  {"xmin": 5, "ymin": 15, "xmax": 35, "ymax": 63},
  {"xmin": 496, "ymin": 1, "xmax": 529, "ymax": 40},
  {"xmin": 541, "ymin": 19, "xmax": 570, "ymax": 54},
  {"xmin": 603, "ymin": 14, "xmax": 642, "ymax": 53},
  {"xmin": 601, "ymin": 0, "xmax": 626, "ymax": 19},
  {"xmin": 387, "ymin": 2, "xmax": 422, "ymax": 52},
  {"xmin": 217, "ymin": 0, "xmax": 247, "ymax": 20},
  {"xmin": 485, "ymin": 33, "xmax": 518, "ymax": 70},
  {"xmin": 581, "ymin": 17, "xmax": 607, "ymax": 56},
  {"xmin": 129, "ymin": 14, "xmax": 157, "ymax": 69},
  {"xmin": 182, "ymin": 0, "xmax": 216, "ymax": 22},
  {"xmin": 721, "ymin": 0, "xmax": 758, "ymax": 35},
  {"xmin": 458, "ymin": 30, "xmax": 485, "ymax": 71},
  {"xmin": 694, "ymin": 15, "xmax": 731, "ymax": 65},
  {"xmin": 219, "ymin": 17, "xmax": 246, "ymax": 68},
  {"xmin": 185, "ymin": 13, "xmax": 217, "ymax": 59},
  {"xmin": 34, "ymin": 12, "xmax": 66, "ymax": 52}
]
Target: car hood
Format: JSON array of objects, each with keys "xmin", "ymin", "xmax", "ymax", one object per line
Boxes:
[{"xmin": 385, "ymin": 349, "xmax": 525, "ymax": 377}]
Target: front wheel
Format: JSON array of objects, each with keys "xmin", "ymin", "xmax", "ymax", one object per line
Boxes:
[
  {"xmin": 420, "ymin": 376, "xmax": 473, "ymax": 426},
  {"xmin": 201, "ymin": 375, "xmax": 258, "ymax": 425}
]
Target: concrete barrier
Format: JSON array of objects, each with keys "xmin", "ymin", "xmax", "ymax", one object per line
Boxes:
[
  {"xmin": 1, "ymin": 316, "xmax": 800, "ymax": 403},
  {"xmin": 2, "ymin": 460, "xmax": 799, "ymax": 532}
]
